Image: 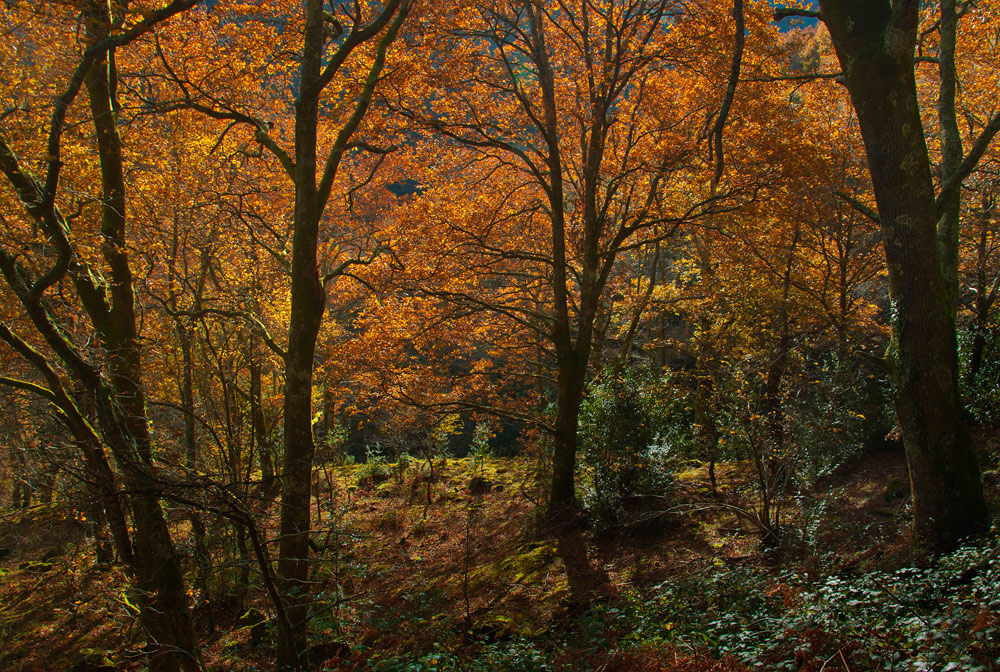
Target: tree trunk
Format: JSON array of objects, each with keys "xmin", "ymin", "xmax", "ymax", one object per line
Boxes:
[
  {"xmin": 82, "ymin": 493, "xmax": 113, "ymax": 564},
  {"xmin": 936, "ymin": 0, "xmax": 962, "ymax": 316},
  {"xmin": 693, "ymin": 368, "xmax": 720, "ymax": 491},
  {"xmin": 549, "ymin": 358, "xmax": 585, "ymax": 510},
  {"xmin": 37, "ymin": 465, "xmax": 56, "ymax": 504},
  {"xmin": 178, "ymin": 323, "xmax": 213, "ymax": 622},
  {"xmin": 276, "ymin": 3, "xmax": 407, "ymax": 665},
  {"xmin": 967, "ymin": 200, "xmax": 999, "ymax": 388},
  {"xmin": 764, "ymin": 247, "xmax": 797, "ymax": 492},
  {"xmin": 275, "ymin": 1, "xmax": 326, "ymax": 667},
  {"xmin": 9, "ymin": 443, "xmax": 28, "ymax": 509},
  {"xmin": 234, "ymin": 520, "xmax": 251, "ymax": 612},
  {"xmin": 818, "ymin": 0, "xmax": 989, "ymax": 553},
  {"xmin": 81, "ymin": 439, "xmax": 134, "ymax": 568},
  {"xmin": 83, "ymin": 1, "xmax": 201, "ymax": 666},
  {"xmin": 249, "ymin": 340, "xmax": 275, "ymax": 487}
]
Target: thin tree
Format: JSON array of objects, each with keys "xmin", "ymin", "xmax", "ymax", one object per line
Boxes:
[{"xmin": 0, "ymin": 0, "xmax": 203, "ymax": 668}]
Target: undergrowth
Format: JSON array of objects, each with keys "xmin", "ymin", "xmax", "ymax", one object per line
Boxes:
[{"xmin": 363, "ymin": 527, "xmax": 1000, "ymax": 672}]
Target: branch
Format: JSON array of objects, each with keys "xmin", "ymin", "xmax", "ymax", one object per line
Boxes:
[
  {"xmin": 741, "ymin": 72, "xmax": 842, "ymax": 83},
  {"xmin": 0, "ymin": 375, "xmax": 59, "ymax": 404},
  {"xmin": 321, "ymin": 245, "xmax": 388, "ymax": 284},
  {"xmin": 183, "ymin": 307, "xmax": 287, "ymax": 360},
  {"xmin": 854, "ymin": 347, "xmax": 891, "ymax": 373},
  {"xmin": 37, "ymin": 0, "xmax": 201, "ymax": 210},
  {"xmin": 387, "ymin": 385, "xmax": 555, "ymax": 435},
  {"xmin": 0, "ymin": 249, "xmax": 102, "ymax": 387},
  {"xmin": 710, "ymin": 0, "xmax": 745, "ymax": 189},
  {"xmin": 160, "ymin": 101, "xmax": 296, "ymax": 180},
  {"xmin": 936, "ymin": 111, "xmax": 1000, "ymax": 213},
  {"xmin": 836, "ymin": 192, "xmax": 880, "ymax": 224},
  {"xmin": 315, "ymin": 0, "xmax": 405, "ymax": 92},
  {"xmin": 773, "ymin": 7, "xmax": 822, "ymax": 21},
  {"xmin": 316, "ymin": 0, "xmax": 409, "ymax": 212},
  {"xmin": 0, "ymin": 321, "xmax": 103, "ymax": 446}
]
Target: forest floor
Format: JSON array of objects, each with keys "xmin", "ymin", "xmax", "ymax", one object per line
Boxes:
[{"xmin": 1, "ymin": 432, "xmax": 998, "ymax": 672}]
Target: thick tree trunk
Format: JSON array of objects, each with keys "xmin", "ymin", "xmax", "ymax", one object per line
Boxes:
[
  {"xmin": 549, "ymin": 358, "xmax": 585, "ymax": 510},
  {"xmin": 89, "ymin": 319, "xmax": 201, "ymax": 672},
  {"xmin": 529, "ymin": 3, "xmax": 596, "ymax": 513},
  {"xmin": 125, "ymin": 487, "xmax": 201, "ymax": 672},
  {"xmin": 274, "ymin": 5, "xmax": 407, "ymax": 663},
  {"xmin": 276, "ymin": 234, "xmax": 324, "ymax": 669},
  {"xmin": 819, "ymin": 0, "xmax": 989, "ymax": 553},
  {"xmin": 234, "ymin": 520, "xmax": 251, "ymax": 612},
  {"xmin": 179, "ymin": 325, "xmax": 197, "ymax": 470}
]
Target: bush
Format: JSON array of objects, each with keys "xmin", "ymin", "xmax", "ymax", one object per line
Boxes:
[
  {"xmin": 708, "ymin": 349, "xmax": 893, "ymax": 542},
  {"xmin": 356, "ymin": 445, "xmax": 392, "ymax": 488},
  {"xmin": 787, "ymin": 350, "xmax": 893, "ymax": 480},
  {"xmin": 579, "ymin": 369, "xmax": 693, "ymax": 528},
  {"xmin": 612, "ymin": 529, "xmax": 1000, "ymax": 671},
  {"xmin": 469, "ymin": 423, "xmax": 492, "ymax": 473},
  {"xmin": 959, "ymin": 322, "xmax": 1000, "ymax": 425}
]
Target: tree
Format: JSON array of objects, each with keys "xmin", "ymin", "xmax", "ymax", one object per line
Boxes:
[
  {"xmin": 144, "ymin": 0, "xmax": 412, "ymax": 665},
  {"xmin": 786, "ymin": 0, "xmax": 994, "ymax": 553},
  {"xmin": 0, "ymin": 0, "xmax": 202, "ymax": 668},
  {"xmin": 392, "ymin": 0, "xmax": 742, "ymax": 513}
]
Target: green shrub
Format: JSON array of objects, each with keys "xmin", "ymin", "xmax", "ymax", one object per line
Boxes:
[
  {"xmin": 469, "ymin": 423, "xmax": 492, "ymax": 473},
  {"xmin": 579, "ymin": 369, "xmax": 692, "ymax": 528},
  {"xmin": 959, "ymin": 322, "xmax": 1000, "ymax": 425},
  {"xmin": 787, "ymin": 350, "xmax": 893, "ymax": 481},
  {"xmin": 613, "ymin": 530, "xmax": 1000, "ymax": 670},
  {"xmin": 356, "ymin": 445, "xmax": 392, "ymax": 488}
]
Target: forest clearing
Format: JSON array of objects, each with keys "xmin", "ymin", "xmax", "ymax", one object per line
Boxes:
[{"xmin": 2, "ymin": 0, "xmax": 1000, "ymax": 669}]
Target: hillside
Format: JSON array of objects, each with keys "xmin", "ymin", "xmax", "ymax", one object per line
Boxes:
[{"xmin": 2, "ymin": 437, "xmax": 999, "ymax": 671}]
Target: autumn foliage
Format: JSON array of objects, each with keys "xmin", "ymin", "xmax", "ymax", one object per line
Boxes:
[{"xmin": 1, "ymin": 0, "xmax": 999, "ymax": 670}]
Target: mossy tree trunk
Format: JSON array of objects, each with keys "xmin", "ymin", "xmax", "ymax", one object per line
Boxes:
[
  {"xmin": 817, "ymin": 0, "xmax": 990, "ymax": 553},
  {"xmin": 0, "ymin": 0, "xmax": 203, "ymax": 666}
]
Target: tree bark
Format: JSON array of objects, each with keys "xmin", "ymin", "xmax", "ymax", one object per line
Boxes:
[
  {"xmin": 967, "ymin": 197, "xmax": 999, "ymax": 388},
  {"xmin": 9, "ymin": 442, "xmax": 28, "ymax": 509},
  {"xmin": 936, "ymin": 0, "xmax": 962, "ymax": 316},
  {"xmin": 249, "ymin": 338, "xmax": 275, "ymax": 487},
  {"xmin": 177, "ymin": 322, "xmax": 213, "ymax": 624},
  {"xmin": 0, "ymin": 0, "xmax": 201, "ymax": 665},
  {"xmin": 81, "ymin": 438, "xmax": 134, "ymax": 568},
  {"xmin": 275, "ymin": 1, "xmax": 326, "ymax": 667},
  {"xmin": 275, "ymin": 2, "xmax": 408, "ymax": 667},
  {"xmin": 83, "ymin": 2, "xmax": 201, "ymax": 666},
  {"xmin": 818, "ymin": 0, "xmax": 989, "ymax": 553},
  {"xmin": 549, "ymin": 359, "xmax": 586, "ymax": 509}
]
